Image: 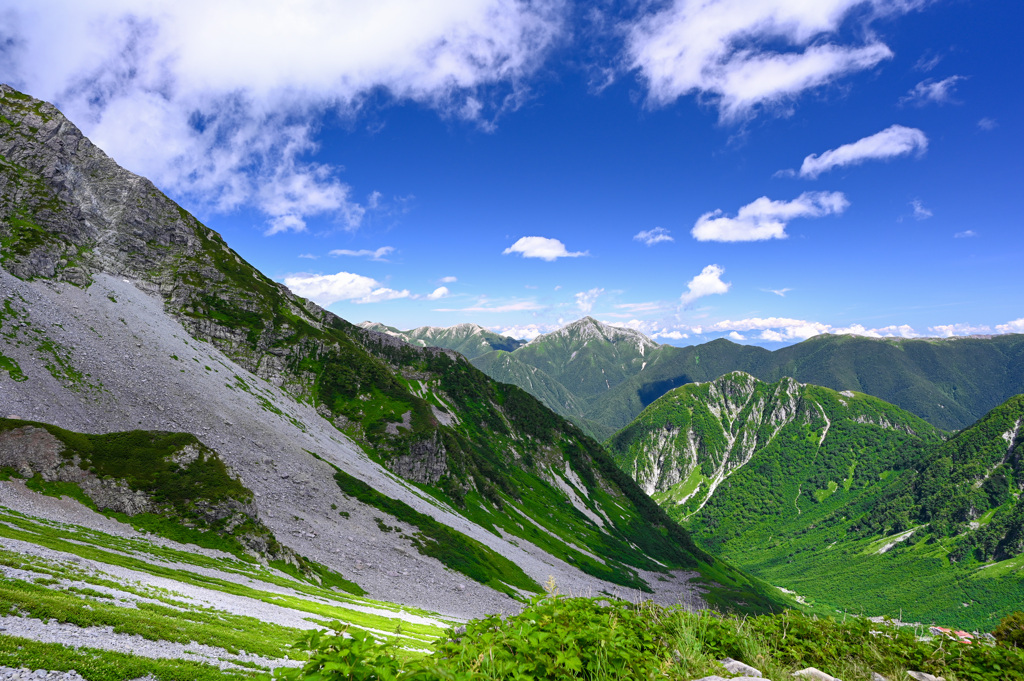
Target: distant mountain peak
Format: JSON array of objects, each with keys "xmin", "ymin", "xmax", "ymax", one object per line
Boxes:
[{"xmin": 535, "ymin": 316, "xmax": 660, "ymax": 351}]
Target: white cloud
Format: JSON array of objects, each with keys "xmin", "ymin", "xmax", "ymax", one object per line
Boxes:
[
  {"xmin": 914, "ymin": 53, "xmax": 942, "ymax": 72},
  {"xmin": 297, "ymin": 253, "xmax": 318, "ymax": 259},
  {"xmin": 614, "ymin": 301, "xmax": 669, "ymax": 314},
  {"xmin": 798, "ymin": 125, "xmax": 928, "ymax": 178},
  {"xmin": 283, "ymin": 271, "xmax": 409, "ymax": 306},
  {"xmin": 928, "ymin": 323, "xmax": 991, "ymax": 337},
  {"xmin": 900, "ymin": 75, "xmax": 965, "ymax": 106},
  {"xmin": 728, "ymin": 331, "xmax": 746, "ymax": 341},
  {"xmin": 424, "ymin": 286, "xmax": 450, "ymax": 301},
  {"xmin": 624, "ymin": 0, "xmax": 903, "ymax": 122},
  {"xmin": 692, "ymin": 191, "xmax": 848, "ymax": 242},
  {"xmin": 680, "ymin": 264, "xmax": 730, "ymax": 305},
  {"xmin": 439, "ymin": 276, "xmax": 458, "ymax": 283},
  {"xmin": 329, "ymin": 246, "xmax": 395, "ymax": 261},
  {"xmin": 954, "ymin": 230, "xmax": 976, "ymax": 238},
  {"xmin": 764, "ymin": 288, "xmax": 792, "ymax": 297},
  {"xmin": 575, "ymin": 287, "xmax": 604, "ymax": 313},
  {"xmin": 489, "ymin": 323, "xmax": 557, "ymax": 341},
  {"xmin": 503, "ymin": 236, "xmax": 587, "ymax": 261},
  {"xmin": 633, "ymin": 227, "xmax": 673, "ymax": 246},
  {"xmin": 266, "ymin": 215, "xmax": 308, "ymax": 236},
  {"xmin": 910, "ymin": 199, "xmax": 932, "ymax": 220},
  {"xmin": 707, "ymin": 317, "xmax": 920, "ymax": 341},
  {"xmin": 435, "ymin": 299, "xmax": 544, "ymax": 313},
  {"xmin": 996, "ymin": 319, "xmax": 1024, "ymax": 334},
  {"xmin": 653, "ymin": 329, "xmax": 689, "ymax": 341},
  {"xmin": 4, "ymin": 1, "xmax": 566, "ymax": 232},
  {"xmin": 978, "ymin": 117, "xmax": 998, "ymax": 131}
]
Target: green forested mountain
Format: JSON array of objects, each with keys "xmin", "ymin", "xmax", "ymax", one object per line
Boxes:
[
  {"xmin": 607, "ymin": 373, "xmax": 1024, "ymax": 628},
  {"xmin": 461, "ymin": 317, "xmax": 1024, "ymax": 434}
]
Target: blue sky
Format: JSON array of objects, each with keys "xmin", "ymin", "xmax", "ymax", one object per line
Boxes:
[{"xmin": 2, "ymin": 0, "xmax": 1021, "ymax": 346}]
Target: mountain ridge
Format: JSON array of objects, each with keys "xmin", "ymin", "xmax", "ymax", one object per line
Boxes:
[{"xmin": 418, "ymin": 315, "xmax": 1024, "ymax": 434}]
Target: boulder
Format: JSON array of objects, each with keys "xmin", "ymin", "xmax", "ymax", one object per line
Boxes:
[
  {"xmin": 720, "ymin": 658, "xmax": 763, "ymax": 677},
  {"xmin": 792, "ymin": 668, "xmax": 840, "ymax": 681}
]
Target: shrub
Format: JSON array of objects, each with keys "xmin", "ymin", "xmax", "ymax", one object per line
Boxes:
[{"xmin": 994, "ymin": 611, "xmax": 1024, "ymax": 649}]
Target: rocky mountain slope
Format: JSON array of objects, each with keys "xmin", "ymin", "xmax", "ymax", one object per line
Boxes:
[
  {"xmin": 0, "ymin": 84, "xmax": 786, "ymax": 618},
  {"xmin": 606, "ymin": 372, "xmax": 1024, "ymax": 629},
  {"xmin": 460, "ymin": 317, "xmax": 1024, "ymax": 436}
]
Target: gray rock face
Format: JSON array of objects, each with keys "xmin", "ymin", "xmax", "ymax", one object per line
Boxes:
[{"xmin": 389, "ymin": 433, "xmax": 449, "ymax": 484}]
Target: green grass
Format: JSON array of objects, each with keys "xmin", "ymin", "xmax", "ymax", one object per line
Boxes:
[
  {"xmin": 0, "ymin": 351, "xmax": 27, "ymax": 381},
  {"xmin": 0, "ymin": 508, "xmax": 449, "ymax": 640},
  {"xmin": 0, "ymin": 635, "xmax": 254, "ymax": 681}
]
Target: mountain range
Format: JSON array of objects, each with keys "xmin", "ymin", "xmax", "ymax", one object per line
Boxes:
[
  {"xmin": 382, "ymin": 316, "xmax": 1024, "ymax": 439},
  {"xmin": 0, "ymin": 84, "xmax": 785, "ymax": 622}
]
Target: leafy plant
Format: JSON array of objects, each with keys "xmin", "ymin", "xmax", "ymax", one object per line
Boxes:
[{"xmin": 994, "ymin": 611, "xmax": 1024, "ymax": 649}]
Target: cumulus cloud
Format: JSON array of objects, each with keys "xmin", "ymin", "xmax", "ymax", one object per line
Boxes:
[
  {"xmin": 900, "ymin": 75, "xmax": 966, "ymax": 106},
  {"xmin": 489, "ymin": 323, "xmax": 557, "ymax": 341},
  {"xmin": 680, "ymin": 264, "xmax": 730, "ymax": 305},
  {"xmin": 424, "ymin": 286, "xmax": 450, "ymax": 300},
  {"xmin": 996, "ymin": 319, "xmax": 1024, "ymax": 334},
  {"xmin": 692, "ymin": 191, "xmax": 848, "ymax": 242},
  {"xmin": 798, "ymin": 125, "xmax": 927, "ymax": 178},
  {"xmin": 283, "ymin": 271, "xmax": 409, "ymax": 306},
  {"xmin": 329, "ymin": 246, "xmax": 395, "ymax": 261},
  {"xmin": 728, "ymin": 331, "xmax": 746, "ymax": 341},
  {"xmin": 954, "ymin": 230, "xmax": 976, "ymax": 238},
  {"xmin": 575, "ymin": 287, "xmax": 604, "ymax": 313},
  {"xmin": 928, "ymin": 323, "xmax": 991, "ymax": 337},
  {"xmin": 2, "ymin": 1, "xmax": 567, "ymax": 232},
  {"xmin": 503, "ymin": 236, "xmax": 587, "ymax": 261},
  {"xmin": 703, "ymin": 317, "xmax": 920, "ymax": 342},
  {"xmin": 633, "ymin": 227, "xmax": 673, "ymax": 246},
  {"xmin": 624, "ymin": 0, "xmax": 905, "ymax": 122}
]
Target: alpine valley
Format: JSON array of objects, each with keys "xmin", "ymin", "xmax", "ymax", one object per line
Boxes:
[{"xmin": 1, "ymin": 83, "xmax": 1023, "ymax": 680}]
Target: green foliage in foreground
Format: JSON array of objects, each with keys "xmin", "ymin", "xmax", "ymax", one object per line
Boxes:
[
  {"xmin": 994, "ymin": 612, "xmax": 1024, "ymax": 649},
  {"xmin": 273, "ymin": 595, "xmax": 1024, "ymax": 681}
]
